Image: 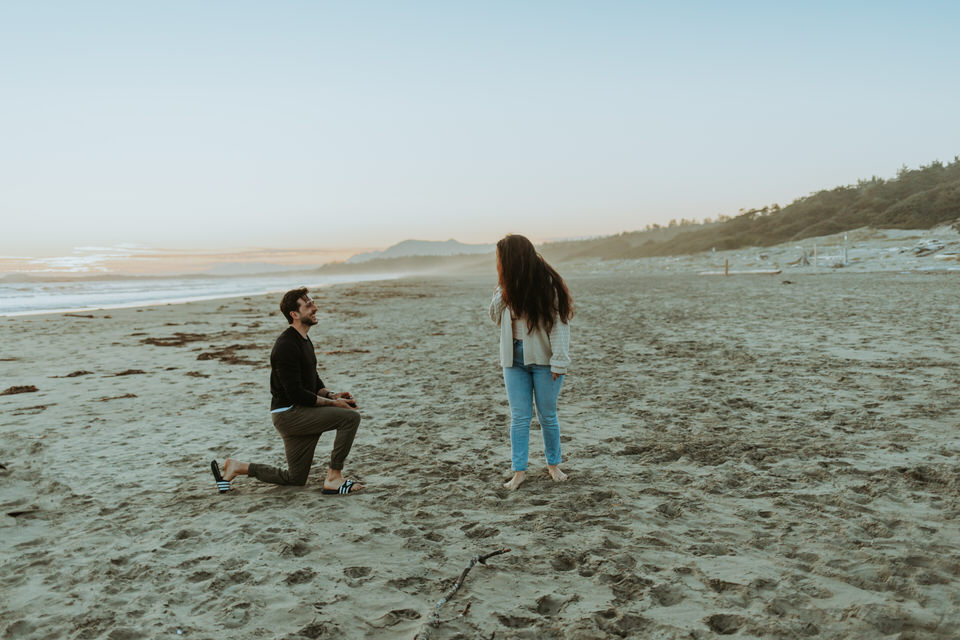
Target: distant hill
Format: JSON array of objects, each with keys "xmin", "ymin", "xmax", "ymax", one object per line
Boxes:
[
  {"xmin": 347, "ymin": 239, "xmax": 495, "ymax": 263},
  {"xmin": 541, "ymin": 157, "xmax": 960, "ymax": 260}
]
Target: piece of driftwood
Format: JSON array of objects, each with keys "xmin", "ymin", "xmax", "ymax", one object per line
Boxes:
[{"xmin": 413, "ymin": 547, "xmax": 510, "ymax": 640}]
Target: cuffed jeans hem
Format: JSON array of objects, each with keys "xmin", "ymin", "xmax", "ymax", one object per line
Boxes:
[{"xmin": 512, "ymin": 451, "xmax": 562, "ymax": 471}]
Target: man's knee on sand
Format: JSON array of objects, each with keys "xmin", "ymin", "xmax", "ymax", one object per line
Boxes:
[{"xmin": 288, "ymin": 473, "xmax": 310, "ymax": 486}]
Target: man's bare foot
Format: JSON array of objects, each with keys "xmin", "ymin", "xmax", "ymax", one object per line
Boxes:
[
  {"xmin": 322, "ymin": 479, "xmax": 364, "ymax": 493},
  {"xmin": 324, "ymin": 469, "xmax": 364, "ymax": 493},
  {"xmin": 547, "ymin": 465, "xmax": 568, "ymax": 482},
  {"xmin": 223, "ymin": 458, "xmax": 248, "ymax": 482},
  {"xmin": 503, "ymin": 471, "xmax": 526, "ymax": 491}
]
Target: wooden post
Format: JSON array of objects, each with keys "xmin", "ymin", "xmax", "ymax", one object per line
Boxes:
[
  {"xmin": 724, "ymin": 259, "xmax": 729, "ymax": 276},
  {"xmin": 843, "ymin": 234, "xmax": 848, "ymax": 265},
  {"xmin": 813, "ymin": 244, "xmax": 818, "ymax": 268}
]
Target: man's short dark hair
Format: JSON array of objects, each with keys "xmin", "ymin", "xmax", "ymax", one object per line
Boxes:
[{"xmin": 280, "ymin": 288, "xmax": 309, "ymax": 324}]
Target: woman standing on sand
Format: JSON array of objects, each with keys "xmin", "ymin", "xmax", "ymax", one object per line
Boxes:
[{"xmin": 490, "ymin": 234, "xmax": 573, "ymax": 491}]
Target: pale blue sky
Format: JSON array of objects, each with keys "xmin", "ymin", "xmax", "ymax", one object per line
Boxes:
[{"xmin": 2, "ymin": 1, "xmax": 958, "ymax": 255}]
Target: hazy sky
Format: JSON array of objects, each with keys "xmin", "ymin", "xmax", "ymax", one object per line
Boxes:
[{"xmin": 2, "ymin": 1, "xmax": 958, "ymax": 256}]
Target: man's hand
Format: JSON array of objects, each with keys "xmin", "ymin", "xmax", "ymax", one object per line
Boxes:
[
  {"xmin": 333, "ymin": 391, "xmax": 357, "ymax": 408},
  {"xmin": 332, "ymin": 397, "xmax": 359, "ymax": 410}
]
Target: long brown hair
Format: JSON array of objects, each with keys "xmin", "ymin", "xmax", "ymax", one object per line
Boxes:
[{"xmin": 496, "ymin": 234, "xmax": 573, "ymax": 334}]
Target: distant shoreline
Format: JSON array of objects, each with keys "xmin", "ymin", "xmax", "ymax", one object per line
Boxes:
[{"xmin": 0, "ymin": 272, "xmax": 400, "ymax": 318}]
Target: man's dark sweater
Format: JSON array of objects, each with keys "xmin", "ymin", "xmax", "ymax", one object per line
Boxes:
[{"xmin": 270, "ymin": 326, "xmax": 325, "ymax": 410}]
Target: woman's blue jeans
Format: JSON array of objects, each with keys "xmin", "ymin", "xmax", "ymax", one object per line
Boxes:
[{"xmin": 503, "ymin": 340, "xmax": 564, "ymax": 471}]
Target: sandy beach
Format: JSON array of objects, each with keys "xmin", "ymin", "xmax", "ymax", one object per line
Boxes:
[{"xmin": 2, "ymin": 260, "xmax": 959, "ymax": 638}]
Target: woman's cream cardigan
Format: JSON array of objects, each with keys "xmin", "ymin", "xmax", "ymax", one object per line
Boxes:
[{"xmin": 489, "ymin": 287, "xmax": 571, "ymax": 374}]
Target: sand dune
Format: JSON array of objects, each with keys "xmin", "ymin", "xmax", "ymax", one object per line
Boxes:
[{"xmin": 2, "ymin": 268, "xmax": 959, "ymax": 638}]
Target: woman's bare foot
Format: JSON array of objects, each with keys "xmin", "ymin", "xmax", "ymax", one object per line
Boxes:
[
  {"xmin": 503, "ymin": 471, "xmax": 526, "ymax": 491},
  {"xmin": 547, "ymin": 465, "xmax": 568, "ymax": 482},
  {"xmin": 222, "ymin": 458, "xmax": 248, "ymax": 482}
]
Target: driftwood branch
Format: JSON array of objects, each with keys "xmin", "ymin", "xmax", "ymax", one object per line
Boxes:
[{"xmin": 413, "ymin": 548, "xmax": 510, "ymax": 640}]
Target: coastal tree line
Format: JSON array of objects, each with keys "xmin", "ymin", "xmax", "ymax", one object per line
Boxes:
[{"xmin": 543, "ymin": 156, "xmax": 960, "ymax": 260}]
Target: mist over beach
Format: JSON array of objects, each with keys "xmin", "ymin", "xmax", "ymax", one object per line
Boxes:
[{"xmin": 3, "ymin": 1, "xmax": 960, "ymax": 638}]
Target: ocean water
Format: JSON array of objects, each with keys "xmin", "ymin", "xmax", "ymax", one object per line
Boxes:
[{"xmin": 0, "ymin": 272, "xmax": 397, "ymax": 316}]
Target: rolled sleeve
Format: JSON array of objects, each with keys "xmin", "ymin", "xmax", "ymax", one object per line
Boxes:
[
  {"xmin": 489, "ymin": 287, "xmax": 507, "ymax": 324},
  {"xmin": 548, "ymin": 317, "xmax": 571, "ymax": 374}
]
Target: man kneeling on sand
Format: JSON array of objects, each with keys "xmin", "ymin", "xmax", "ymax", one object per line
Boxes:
[{"xmin": 211, "ymin": 287, "xmax": 364, "ymax": 495}]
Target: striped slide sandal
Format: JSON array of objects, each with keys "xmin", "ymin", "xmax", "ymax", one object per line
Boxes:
[
  {"xmin": 210, "ymin": 460, "xmax": 231, "ymax": 494},
  {"xmin": 321, "ymin": 479, "xmax": 359, "ymax": 495}
]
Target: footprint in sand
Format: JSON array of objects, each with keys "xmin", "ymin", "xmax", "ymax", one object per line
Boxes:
[
  {"xmin": 495, "ymin": 613, "xmax": 537, "ymax": 629},
  {"xmin": 707, "ymin": 578, "xmax": 746, "ymax": 594},
  {"xmin": 464, "ymin": 526, "xmax": 499, "ymax": 539},
  {"xmin": 343, "ymin": 566, "xmax": 372, "ymax": 585},
  {"xmin": 161, "ymin": 529, "xmax": 199, "ymax": 549},
  {"xmin": 687, "ymin": 542, "xmax": 734, "ymax": 556},
  {"xmin": 220, "ymin": 602, "xmax": 251, "ymax": 629},
  {"xmin": 4, "ymin": 621, "xmax": 36, "ymax": 637},
  {"xmin": 704, "ymin": 613, "xmax": 745, "ymax": 635},
  {"xmin": 649, "ymin": 583, "xmax": 685, "ymax": 606},
  {"xmin": 370, "ymin": 608, "xmax": 421, "ymax": 628},
  {"xmin": 596, "ymin": 611, "xmax": 651, "ymax": 636},
  {"xmin": 285, "ymin": 568, "xmax": 316, "ymax": 585},
  {"xmin": 577, "ymin": 561, "xmax": 599, "ymax": 578},
  {"xmin": 655, "ymin": 501, "xmax": 682, "ymax": 518},
  {"xmin": 297, "ymin": 621, "xmax": 337, "ymax": 638},
  {"xmin": 550, "ymin": 553, "xmax": 577, "ymax": 571},
  {"xmin": 187, "ymin": 570, "xmax": 215, "ymax": 583},
  {"xmin": 276, "ymin": 540, "xmax": 311, "ymax": 557},
  {"xmin": 385, "ymin": 575, "xmax": 430, "ymax": 595},
  {"xmin": 533, "ymin": 594, "xmax": 572, "ymax": 617},
  {"xmin": 608, "ymin": 573, "xmax": 653, "ymax": 603}
]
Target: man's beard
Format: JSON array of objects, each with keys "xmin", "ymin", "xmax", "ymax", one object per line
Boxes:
[{"xmin": 302, "ymin": 315, "xmax": 318, "ymax": 326}]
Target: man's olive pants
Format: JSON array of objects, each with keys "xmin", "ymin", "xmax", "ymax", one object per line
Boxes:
[{"xmin": 248, "ymin": 405, "xmax": 361, "ymax": 486}]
